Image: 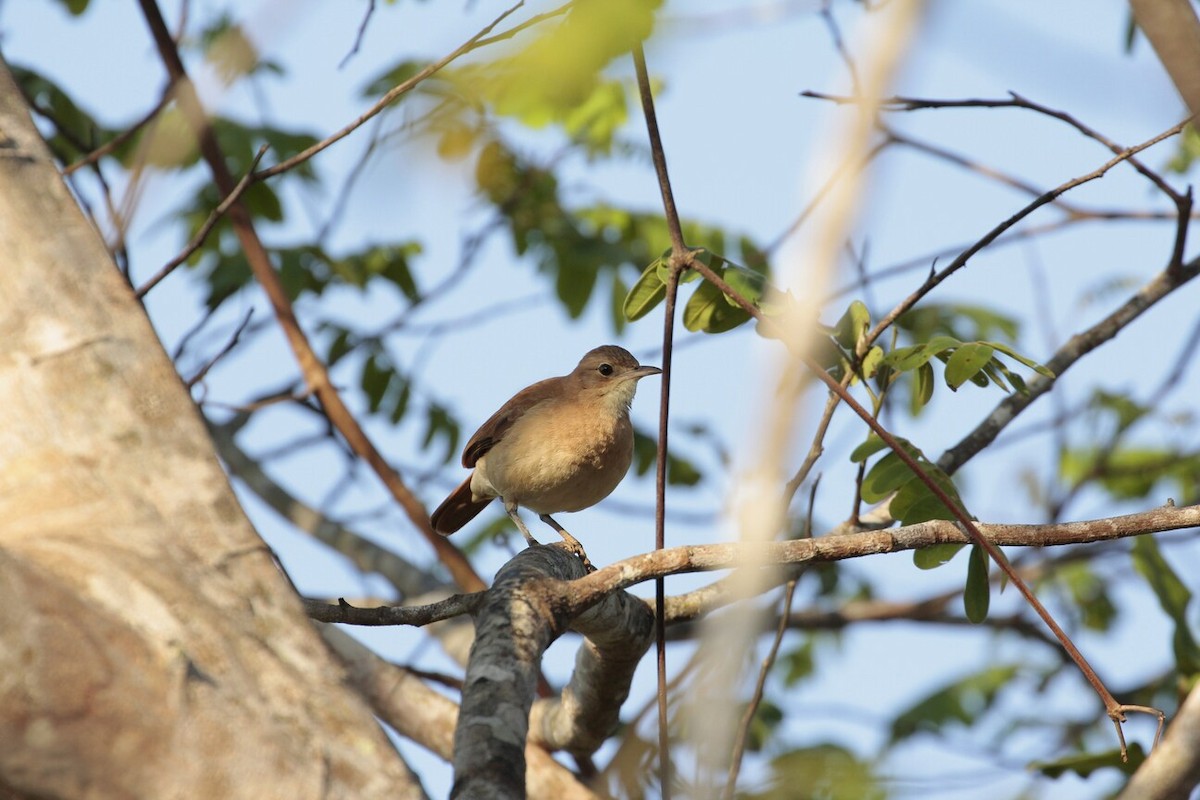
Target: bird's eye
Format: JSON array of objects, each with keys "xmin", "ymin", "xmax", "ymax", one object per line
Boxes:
[{"xmin": 598, "ymin": 363, "xmax": 614, "ymax": 376}]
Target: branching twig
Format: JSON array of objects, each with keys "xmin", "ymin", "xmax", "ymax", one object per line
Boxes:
[
  {"xmin": 860, "ymin": 118, "xmax": 1189, "ymax": 350},
  {"xmin": 185, "ymin": 309, "xmax": 253, "ymax": 388},
  {"xmin": 253, "ymin": 2, "xmax": 527, "ymax": 181},
  {"xmin": 136, "ymin": 0, "xmax": 488, "ymax": 593},
  {"xmin": 684, "ymin": 257, "xmax": 1167, "ymax": 757},
  {"xmin": 136, "ymin": 144, "xmax": 269, "ymax": 298}
]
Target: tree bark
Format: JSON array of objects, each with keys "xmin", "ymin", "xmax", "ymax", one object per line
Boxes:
[
  {"xmin": 1117, "ymin": 685, "xmax": 1200, "ymax": 800},
  {"xmin": 451, "ymin": 545, "xmax": 652, "ymax": 799},
  {"xmin": 0, "ymin": 54, "xmax": 420, "ymax": 800}
]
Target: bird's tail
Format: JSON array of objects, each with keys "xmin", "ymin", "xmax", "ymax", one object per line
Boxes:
[{"xmin": 430, "ymin": 475, "xmax": 492, "ymax": 535}]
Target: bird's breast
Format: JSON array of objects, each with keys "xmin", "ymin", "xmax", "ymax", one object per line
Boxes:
[{"xmin": 475, "ymin": 398, "xmax": 635, "ymax": 514}]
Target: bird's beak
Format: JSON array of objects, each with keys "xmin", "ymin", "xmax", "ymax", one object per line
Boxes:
[{"xmin": 632, "ymin": 365, "xmax": 663, "ymax": 379}]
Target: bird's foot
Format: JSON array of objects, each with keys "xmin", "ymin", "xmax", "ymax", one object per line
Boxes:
[{"xmin": 539, "ymin": 514, "xmax": 595, "ymax": 572}]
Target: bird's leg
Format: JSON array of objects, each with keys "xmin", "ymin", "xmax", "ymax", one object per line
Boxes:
[
  {"xmin": 539, "ymin": 514, "xmax": 594, "ymax": 572},
  {"xmin": 502, "ymin": 498, "xmax": 541, "ymax": 546}
]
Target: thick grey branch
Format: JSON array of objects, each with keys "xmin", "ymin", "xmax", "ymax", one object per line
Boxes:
[
  {"xmin": 317, "ymin": 625, "xmax": 596, "ymax": 800},
  {"xmin": 529, "ymin": 572, "xmax": 655, "ymax": 754},
  {"xmin": 451, "ymin": 545, "xmax": 649, "ymax": 798}
]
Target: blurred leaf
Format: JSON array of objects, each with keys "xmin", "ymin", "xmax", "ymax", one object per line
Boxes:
[
  {"xmin": 632, "ymin": 428, "xmax": 703, "ymax": 487},
  {"xmin": 849, "ymin": 434, "xmax": 889, "ymax": 463},
  {"xmin": 1031, "ymin": 744, "xmax": 1145, "ymax": 778},
  {"xmin": 860, "ymin": 452, "xmax": 915, "ymax": 503},
  {"xmin": 200, "ymin": 17, "xmax": 260, "ymax": 84},
  {"xmin": 890, "ymin": 664, "xmax": 1018, "ymax": 743},
  {"xmin": 963, "ymin": 544, "xmax": 990, "ymax": 623},
  {"xmin": 913, "ymin": 543, "xmax": 965, "ymax": 570},
  {"xmin": 1058, "ymin": 562, "xmax": 1118, "ymax": 632},
  {"xmin": 361, "ymin": 59, "xmax": 429, "ymax": 97},
  {"xmin": 897, "ymin": 303, "xmax": 1019, "ymax": 343},
  {"xmin": 744, "ymin": 699, "xmax": 784, "ymax": 753},
  {"xmin": 421, "ymin": 403, "xmax": 460, "ymax": 465},
  {"xmin": 1132, "ymin": 536, "xmax": 1200, "ymax": 674},
  {"xmin": 781, "ymin": 640, "xmax": 816, "ymax": 686},
  {"xmin": 1060, "ymin": 446, "xmax": 1200, "ymax": 500},
  {"xmin": 742, "ymin": 745, "xmax": 885, "ymax": 800},
  {"xmin": 52, "ymin": 0, "xmax": 90, "ymax": 14},
  {"xmin": 1167, "ymin": 123, "xmax": 1200, "ymax": 174},
  {"xmin": 610, "ymin": 272, "xmax": 629, "ymax": 334},
  {"xmin": 12, "ymin": 64, "xmax": 117, "ymax": 162},
  {"xmin": 462, "ymin": 0, "xmax": 660, "ymax": 149},
  {"xmin": 361, "ymin": 354, "xmax": 393, "ymax": 414}
]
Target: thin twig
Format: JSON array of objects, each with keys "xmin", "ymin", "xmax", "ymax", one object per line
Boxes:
[
  {"xmin": 63, "ymin": 85, "xmax": 173, "ymax": 176},
  {"xmin": 254, "ymin": 2, "xmax": 527, "ymax": 182},
  {"xmin": 861, "ymin": 118, "xmax": 1189, "ymax": 350},
  {"xmin": 137, "ymin": 0, "xmax": 488, "ymax": 594},
  {"xmin": 683, "ymin": 256, "xmax": 1161, "ymax": 758},
  {"xmin": 633, "ymin": 40, "xmax": 681, "ymax": 800},
  {"xmin": 136, "ymin": 144, "xmax": 269, "ymax": 298},
  {"xmin": 185, "ymin": 309, "xmax": 253, "ymax": 388},
  {"xmin": 338, "ymin": 0, "xmax": 376, "ymax": 69}
]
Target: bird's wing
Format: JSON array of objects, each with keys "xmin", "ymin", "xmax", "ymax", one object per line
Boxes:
[{"xmin": 461, "ymin": 377, "xmax": 559, "ymax": 468}]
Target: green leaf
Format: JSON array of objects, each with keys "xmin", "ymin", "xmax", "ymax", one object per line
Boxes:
[
  {"xmin": 860, "ymin": 345, "xmax": 884, "ymax": 379},
  {"xmin": 944, "ymin": 343, "xmax": 994, "ymax": 390},
  {"xmin": 53, "ymin": 0, "xmax": 91, "ymax": 14},
  {"xmin": 760, "ymin": 746, "xmax": 886, "ymax": 800},
  {"xmin": 722, "ymin": 263, "xmax": 766, "ymax": 308},
  {"xmin": 682, "ymin": 277, "xmax": 750, "ymax": 333},
  {"xmin": 833, "ymin": 300, "xmax": 871, "ymax": 350},
  {"xmin": 623, "ymin": 259, "xmax": 666, "ymax": 321},
  {"xmin": 913, "ymin": 543, "xmax": 965, "ymax": 570},
  {"xmin": 1031, "ymin": 744, "xmax": 1145, "ymax": 778},
  {"xmin": 964, "ymin": 544, "xmax": 990, "ymax": 623},
  {"xmin": 1132, "ymin": 536, "xmax": 1200, "ymax": 674},
  {"xmin": 781, "ymin": 641, "xmax": 816, "ymax": 686},
  {"xmin": 882, "ymin": 335, "xmax": 962, "ymax": 371},
  {"xmin": 890, "ymin": 664, "xmax": 1018, "ymax": 743},
  {"xmin": 887, "ymin": 459, "xmax": 968, "ymax": 525},
  {"xmin": 849, "ymin": 434, "xmax": 889, "ymax": 463},
  {"xmin": 555, "ymin": 259, "xmax": 598, "ymax": 318},
  {"xmin": 984, "ymin": 341, "xmax": 1055, "ymax": 378},
  {"xmin": 361, "ymin": 354, "xmax": 393, "ymax": 414},
  {"xmin": 911, "ymin": 360, "xmax": 935, "ymax": 414},
  {"xmin": 861, "ymin": 452, "xmax": 916, "ymax": 503}
]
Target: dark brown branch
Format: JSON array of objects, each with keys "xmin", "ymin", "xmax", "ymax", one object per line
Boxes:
[
  {"xmin": 136, "ymin": 144, "xmax": 268, "ymax": 298},
  {"xmin": 632, "ymin": 41, "xmax": 682, "ymax": 797},
  {"xmin": 862, "ymin": 117, "xmax": 1188, "ymax": 350},
  {"xmin": 136, "ymin": 0, "xmax": 487, "ymax": 594},
  {"xmin": 304, "ymin": 593, "xmax": 481, "ymax": 626}
]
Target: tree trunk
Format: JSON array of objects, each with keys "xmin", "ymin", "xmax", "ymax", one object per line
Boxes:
[{"xmin": 0, "ymin": 54, "xmax": 422, "ymax": 800}]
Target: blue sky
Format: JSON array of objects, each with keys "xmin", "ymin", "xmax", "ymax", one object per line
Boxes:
[{"xmin": 5, "ymin": 1, "xmax": 1198, "ymax": 797}]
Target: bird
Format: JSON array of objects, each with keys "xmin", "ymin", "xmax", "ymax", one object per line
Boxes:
[{"xmin": 430, "ymin": 345, "xmax": 661, "ymax": 563}]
